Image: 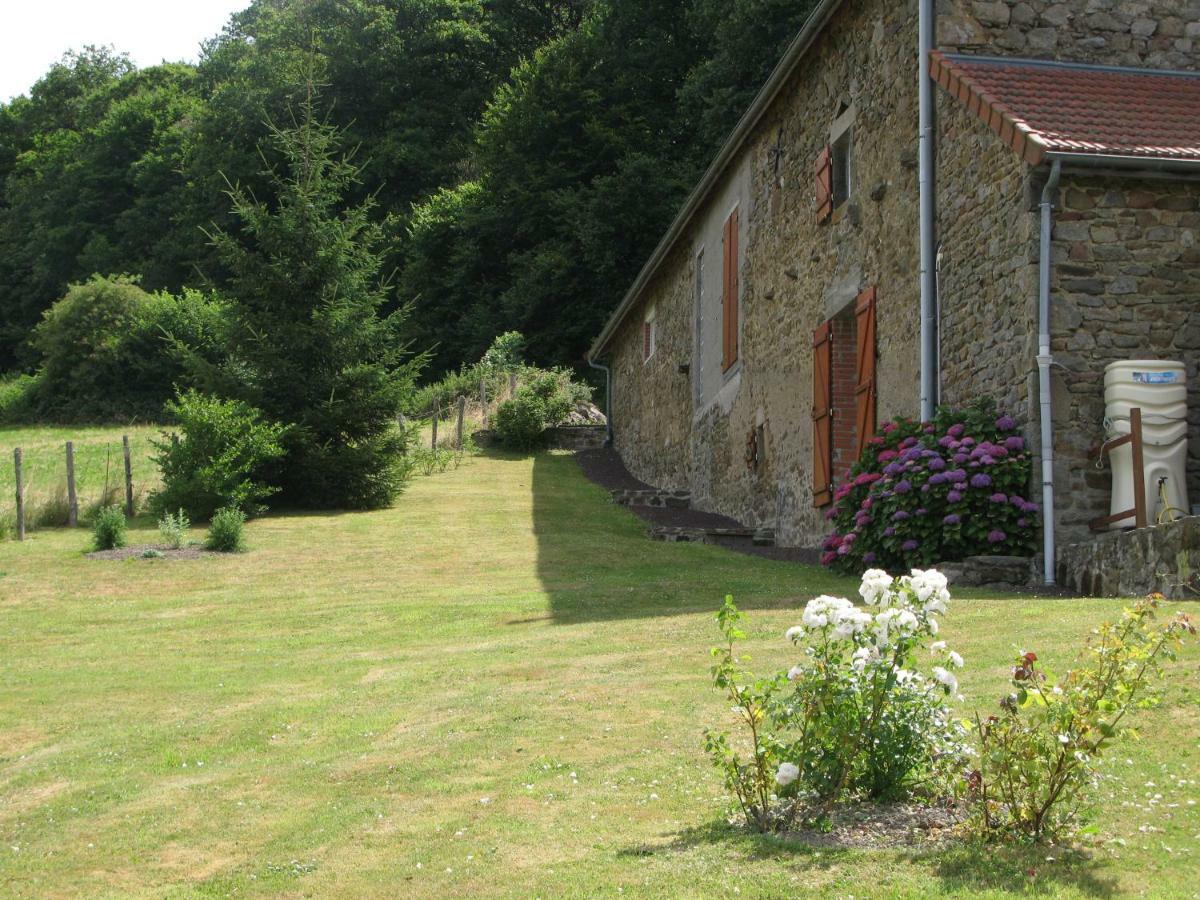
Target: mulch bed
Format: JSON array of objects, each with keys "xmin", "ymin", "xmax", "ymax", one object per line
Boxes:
[
  {"xmin": 784, "ymin": 801, "xmax": 970, "ymax": 849},
  {"xmin": 87, "ymin": 545, "xmax": 211, "ymax": 561}
]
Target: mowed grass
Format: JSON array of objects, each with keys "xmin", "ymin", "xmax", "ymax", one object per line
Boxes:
[
  {"xmin": 0, "ymin": 440, "xmax": 1197, "ymax": 897},
  {"xmin": 0, "ymin": 426, "xmax": 162, "ymax": 533}
]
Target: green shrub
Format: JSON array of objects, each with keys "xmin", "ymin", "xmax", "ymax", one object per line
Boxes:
[
  {"xmin": 158, "ymin": 508, "xmax": 190, "ymax": 549},
  {"xmin": 479, "ymin": 331, "xmax": 526, "ymax": 372},
  {"xmin": 28, "ymin": 275, "xmax": 226, "ymax": 422},
  {"xmin": 205, "ymin": 506, "xmax": 246, "ymax": 553},
  {"xmin": 971, "ymin": 600, "xmax": 1195, "ymax": 840},
  {"xmin": 150, "ymin": 390, "xmax": 286, "ymax": 521},
  {"xmin": 92, "ymin": 505, "xmax": 127, "ymax": 551},
  {"xmin": 0, "ymin": 373, "xmax": 38, "ymax": 424},
  {"xmin": 494, "ymin": 390, "xmax": 549, "ymax": 450}
]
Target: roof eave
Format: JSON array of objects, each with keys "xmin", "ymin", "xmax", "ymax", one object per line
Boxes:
[
  {"xmin": 1043, "ymin": 150, "xmax": 1200, "ymax": 173},
  {"xmin": 587, "ymin": 0, "xmax": 846, "ymax": 361}
]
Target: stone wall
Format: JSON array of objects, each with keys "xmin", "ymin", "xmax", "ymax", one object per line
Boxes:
[
  {"xmin": 1048, "ymin": 175, "xmax": 1200, "ymax": 538},
  {"xmin": 938, "ymin": 0, "xmax": 1200, "ymax": 69},
  {"xmin": 1057, "ymin": 515, "xmax": 1200, "ymax": 598},
  {"xmin": 610, "ymin": 0, "xmax": 924, "ymax": 548}
]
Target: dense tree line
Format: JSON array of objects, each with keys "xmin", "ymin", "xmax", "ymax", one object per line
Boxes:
[{"xmin": 0, "ymin": 0, "xmax": 817, "ymax": 377}]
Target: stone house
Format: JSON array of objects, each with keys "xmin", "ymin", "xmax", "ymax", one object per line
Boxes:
[{"xmin": 585, "ymin": 0, "xmax": 1200, "ymax": 583}]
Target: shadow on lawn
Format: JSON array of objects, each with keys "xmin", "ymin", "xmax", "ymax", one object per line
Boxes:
[
  {"xmin": 526, "ymin": 451, "xmax": 853, "ymax": 625},
  {"xmin": 633, "ymin": 820, "xmax": 1117, "ymax": 896}
]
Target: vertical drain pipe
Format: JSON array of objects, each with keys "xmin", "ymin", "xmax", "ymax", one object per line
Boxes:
[
  {"xmin": 587, "ymin": 356, "xmax": 614, "ymax": 447},
  {"xmin": 918, "ymin": 0, "xmax": 938, "ymax": 422},
  {"xmin": 1037, "ymin": 161, "xmax": 1062, "ymax": 586}
]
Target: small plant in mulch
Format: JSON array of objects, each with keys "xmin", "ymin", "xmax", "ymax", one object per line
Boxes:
[
  {"xmin": 205, "ymin": 506, "xmax": 247, "ymax": 553},
  {"xmin": 92, "ymin": 505, "xmax": 128, "ymax": 552}
]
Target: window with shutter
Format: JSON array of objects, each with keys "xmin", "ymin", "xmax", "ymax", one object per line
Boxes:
[
  {"xmin": 854, "ymin": 287, "xmax": 878, "ymax": 459},
  {"xmin": 812, "ymin": 322, "xmax": 834, "ymax": 507},
  {"xmin": 721, "ymin": 207, "xmax": 740, "ymax": 372},
  {"xmin": 814, "ymin": 145, "xmax": 833, "ymax": 224}
]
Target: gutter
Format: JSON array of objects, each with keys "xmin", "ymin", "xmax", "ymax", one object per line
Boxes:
[
  {"xmin": 1044, "ymin": 151, "xmax": 1200, "ymax": 175},
  {"xmin": 918, "ymin": 0, "xmax": 938, "ymax": 421},
  {"xmin": 587, "ymin": 0, "xmax": 846, "ymax": 360},
  {"xmin": 1036, "ymin": 160, "xmax": 1062, "ymax": 586},
  {"xmin": 586, "ymin": 356, "xmax": 614, "ymax": 447}
]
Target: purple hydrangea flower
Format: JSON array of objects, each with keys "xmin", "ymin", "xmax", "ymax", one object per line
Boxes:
[
  {"xmin": 989, "ymin": 492, "xmax": 1008, "ymax": 504},
  {"xmin": 822, "ymin": 533, "xmax": 842, "ymax": 550},
  {"xmin": 837, "ymin": 543, "xmax": 851, "ymax": 556},
  {"xmin": 928, "ymin": 472, "xmax": 949, "ymax": 486},
  {"xmin": 825, "ymin": 507, "xmax": 840, "ymax": 520},
  {"xmin": 943, "ymin": 513, "xmax": 961, "ymax": 525},
  {"xmin": 895, "ymin": 480, "xmax": 912, "ymax": 494},
  {"xmin": 863, "ymin": 551, "xmax": 877, "ymax": 564},
  {"xmin": 996, "ymin": 415, "xmax": 1016, "ymax": 431},
  {"xmin": 1005, "ymin": 436, "xmax": 1025, "ymax": 452},
  {"xmin": 948, "ymin": 469, "xmax": 968, "ymax": 483},
  {"xmin": 987, "ymin": 529, "xmax": 1007, "ymax": 544},
  {"xmin": 961, "ymin": 437, "xmax": 976, "ymax": 448},
  {"xmin": 953, "ymin": 453, "xmax": 970, "ymax": 464},
  {"xmin": 921, "ymin": 484, "xmax": 932, "ymax": 493},
  {"xmin": 947, "ymin": 490, "xmax": 963, "ymax": 503},
  {"xmin": 884, "ymin": 462, "xmax": 905, "ymax": 477},
  {"xmin": 902, "ymin": 539, "xmax": 920, "ymax": 551},
  {"xmin": 928, "ymin": 457, "xmax": 947, "ymax": 471},
  {"xmin": 916, "ymin": 508, "xmax": 927, "ymax": 516},
  {"xmin": 1017, "ymin": 517, "xmax": 1029, "ymax": 528},
  {"xmin": 948, "ymin": 423, "xmax": 965, "ymax": 438},
  {"xmin": 938, "ymin": 435, "xmax": 956, "ymax": 448},
  {"xmin": 970, "ymin": 473, "xmax": 993, "ymax": 489},
  {"xmin": 893, "ymin": 510, "xmax": 910, "ymax": 521},
  {"xmin": 883, "ymin": 527, "xmax": 896, "ymax": 537}
]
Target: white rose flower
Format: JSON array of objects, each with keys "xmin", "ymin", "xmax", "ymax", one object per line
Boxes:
[
  {"xmin": 775, "ymin": 762, "xmax": 800, "ymax": 787},
  {"xmin": 787, "ymin": 664, "xmax": 804, "ymax": 681},
  {"xmin": 931, "ymin": 640, "xmax": 947, "ymax": 652},
  {"xmin": 932, "ymin": 666, "xmax": 958, "ymax": 694},
  {"xmin": 858, "ymin": 569, "xmax": 894, "ymax": 606},
  {"xmin": 948, "ymin": 651, "xmax": 964, "ymax": 669},
  {"xmin": 928, "ymin": 617, "xmax": 940, "ymax": 635},
  {"xmin": 785, "ymin": 626, "xmax": 805, "ymax": 642},
  {"xmin": 907, "ymin": 568, "xmax": 950, "ymax": 605}
]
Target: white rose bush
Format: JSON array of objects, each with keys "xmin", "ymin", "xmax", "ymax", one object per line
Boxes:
[{"xmin": 704, "ymin": 568, "xmax": 969, "ymax": 832}]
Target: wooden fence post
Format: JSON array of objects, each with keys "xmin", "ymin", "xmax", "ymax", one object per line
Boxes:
[
  {"xmin": 1131, "ymin": 407, "xmax": 1147, "ymax": 529},
  {"xmin": 456, "ymin": 396, "xmax": 466, "ymax": 448},
  {"xmin": 13, "ymin": 448, "xmax": 24, "ymax": 541},
  {"xmin": 122, "ymin": 435, "xmax": 134, "ymax": 517},
  {"xmin": 66, "ymin": 441, "xmax": 78, "ymax": 527},
  {"xmin": 431, "ymin": 405, "xmax": 439, "ymax": 450},
  {"xmin": 480, "ymin": 378, "xmax": 488, "ymax": 428}
]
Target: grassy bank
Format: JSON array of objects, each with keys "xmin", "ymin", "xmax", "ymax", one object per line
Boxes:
[{"xmin": 0, "ymin": 439, "xmax": 1196, "ymax": 896}]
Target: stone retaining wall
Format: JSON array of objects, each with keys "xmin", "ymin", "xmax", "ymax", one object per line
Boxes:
[{"xmin": 1057, "ymin": 516, "xmax": 1200, "ymax": 599}]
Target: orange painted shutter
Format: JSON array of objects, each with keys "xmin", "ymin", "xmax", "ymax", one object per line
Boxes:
[
  {"xmin": 854, "ymin": 286, "xmax": 878, "ymax": 460},
  {"xmin": 815, "ymin": 145, "xmax": 833, "ymax": 223},
  {"xmin": 721, "ymin": 208, "xmax": 739, "ymax": 372},
  {"xmin": 812, "ymin": 321, "xmax": 833, "ymax": 507}
]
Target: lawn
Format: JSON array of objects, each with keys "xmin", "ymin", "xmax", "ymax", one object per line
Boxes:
[{"xmin": 0, "ymin": 433, "xmax": 1197, "ymax": 897}]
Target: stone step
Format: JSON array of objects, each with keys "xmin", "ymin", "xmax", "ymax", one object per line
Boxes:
[
  {"xmin": 648, "ymin": 525, "xmax": 776, "ymax": 547},
  {"xmin": 611, "ymin": 489, "xmax": 692, "ymax": 509}
]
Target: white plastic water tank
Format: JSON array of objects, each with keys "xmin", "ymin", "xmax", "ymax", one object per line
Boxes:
[{"xmin": 1104, "ymin": 360, "xmax": 1190, "ymax": 529}]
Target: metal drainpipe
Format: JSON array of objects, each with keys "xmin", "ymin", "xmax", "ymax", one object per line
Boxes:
[
  {"xmin": 1037, "ymin": 160, "xmax": 1063, "ymax": 586},
  {"xmin": 918, "ymin": 0, "xmax": 938, "ymax": 422},
  {"xmin": 586, "ymin": 356, "xmax": 614, "ymax": 447}
]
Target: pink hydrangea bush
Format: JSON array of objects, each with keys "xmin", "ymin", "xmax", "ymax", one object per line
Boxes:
[{"xmin": 822, "ymin": 402, "xmax": 1038, "ymax": 573}]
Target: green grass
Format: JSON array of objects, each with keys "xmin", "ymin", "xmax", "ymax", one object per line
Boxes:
[
  {"xmin": 0, "ymin": 434, "xmax": 1197, "ymax": 897},
  {"xmin": 0, "ymin": 425, "xmax": 162, "ymax": 533}
]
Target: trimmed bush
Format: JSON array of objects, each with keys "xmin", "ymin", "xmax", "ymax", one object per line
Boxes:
[
  {"xmin": 92, "ymin": 505, "xmax": 128, "ymax": 551},
  {"xmin": 205, "ymin": 507, "xmax": 246, "ymax": 552},
  {"xmin": 823, "ymin": 401, "xmax": 1038, "ymax": 573},
  {"xmin": 494, "ymin": 391, "xmax": 549, "ymax": 450},
  {"xmin": 150, "ymin": 391, "xmax": 286, "ymax": 521}
]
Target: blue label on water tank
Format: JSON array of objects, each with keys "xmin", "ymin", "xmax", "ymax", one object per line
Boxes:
[{"xmin": 1133, "ymin": 371, "xmax": 1180, "ymax": 385}]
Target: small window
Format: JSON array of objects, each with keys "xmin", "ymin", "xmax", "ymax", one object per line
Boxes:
[
  {"xmin": 831, "ymin": 128, "xmax": 852, "ymax": 209},
  {"xmin": 643, "ymin": 307, "xmax": 657, "ymax": 362}
]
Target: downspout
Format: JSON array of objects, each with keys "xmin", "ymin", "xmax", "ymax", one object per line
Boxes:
[
  {"xmin": 918, "ymin": 0, "xmax": 938, "ymax": 421},
  {"xmin": 586, "ymin": 356, "xmax": 614, "ymax": 447},
  {"xmin": 1037, "ymin": 160, "xmax": 1062, "ymax": 586}
]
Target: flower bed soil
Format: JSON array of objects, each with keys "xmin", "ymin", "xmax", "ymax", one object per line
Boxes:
[{"xmin": 86, "ymin": 545, "xmax": 211, "ymax": 561}]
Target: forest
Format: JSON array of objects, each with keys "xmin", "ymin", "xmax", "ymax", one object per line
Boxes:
[{"xmin": 0, "ymin": 0, "xmax": 819, "ymax": 384}]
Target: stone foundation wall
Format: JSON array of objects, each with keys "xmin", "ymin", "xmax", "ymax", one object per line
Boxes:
[
  {"xmin": 1048, "ymin": 176, "xmax": 1200, "ymax": 540},
  {"xmin": 939, "ymin": 0, "xmax": 1200, "ymax": 69}
]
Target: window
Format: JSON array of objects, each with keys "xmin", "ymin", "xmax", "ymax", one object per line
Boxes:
[
  {"xmin": 643, "ymin": 306, "xmax": 657, "ymax": 362},
  {"xmin": 831, "ymin": 127, "xmax": 852, "ymax": 209}
]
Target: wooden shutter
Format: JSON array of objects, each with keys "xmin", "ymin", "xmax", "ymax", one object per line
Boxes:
[
  {"xmin": 721, "ymin": 208, "xmax": 740, "ymax": 372},
  {"xmin": 815, "ymin": 145, "xmax": 833, "ymax": 223},
  {"xmin": 643, "ymin": 320, "xmax": 651, "ymax": 360},
  {"xmin": 854, "ymin": 286, "xmax": 878, "ymax": 459},
  {"xmin": 812, "ymin": 321, "xmax": 833, "ymax": 507}
]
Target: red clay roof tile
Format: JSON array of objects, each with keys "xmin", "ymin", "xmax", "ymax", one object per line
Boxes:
[{"xmin": 931, "ymin": 51, "xmax": 1200, "ymax": 165}]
